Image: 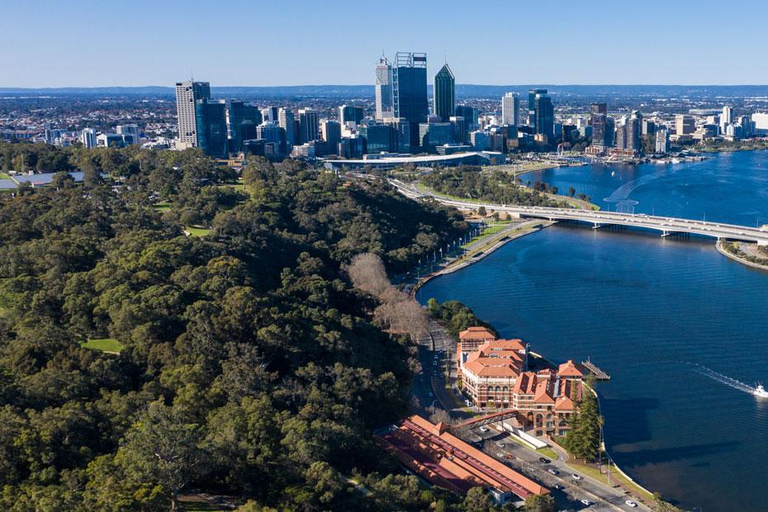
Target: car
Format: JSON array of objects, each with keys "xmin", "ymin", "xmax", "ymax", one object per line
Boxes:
[
  {"xmin": 625, "ymin": 500, "xmax": 638, "ymax": 508},
  {"xmin": 580, "ymin": 499, "xmax": 591, "ymax": 506},
  {"xmin": 496, "ymin": 452, "xmax": 505, "ymax": 458},
  {"xmin": 571, "ymin": 474, "xmax": 582, "ymax": 480},
  {"xmin": 539, "ymin": 457, "xmax": 551, "ymax": 463},
  {"xmin": 496, "ymin": 442, "xmax": 504, "ymax": 447},
  {"xmin": 479, "ymin": 426, "xmax": 489, "ymax": 433},
  {"xmin": 553, "ymin": 484, "xmax": 563, "ymax": 490},
  {"xmin": 548, "ymin": 469, "xmax": 559, "ymax": 476}
]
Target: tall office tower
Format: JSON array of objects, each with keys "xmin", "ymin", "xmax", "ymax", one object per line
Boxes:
[
  {"xmin": 261, "ymin": 107, "xmax": 278, "ymax": 123},
  {"xmin": 364, "ymin": 123, "xmax": 397, "ymax": 154},
  {"xmin": 528, "ymin": 88, "xmax": 547, "ymax": 128},
  {"xmin": 116, "ymin": 124, "xmax": 140, "ymax": 145},
  {"xmin": 278, "ymin": 108, "xmax": 295, "ymax": 151},
  {"xmin": 590, "ymin": 102, "xmax": 607, "ymax": 116},
  {"xmin": 257, "ymin": 122, "xmax": 287, "ymax": 154},
  {"xmin": 321, "ymin": 119, "xmax": 342, "ymax": 153},
  {"xmin": 80, "ymin": 128, "xmax": 96, "ymax": 148},
  {"xmin": 533, "ymin": 93, "xmax": 554, "ymax": 142},
  {"xmin": 626, "ymin": 110, "xmax": 642, "ymax": 151},
  {"xmin": 433, "ymin": 63, "xmax": 455, "ymax": 122},
  {"xmin": 175, "ymin": 81, "xmax": 211, "ymax": 148},
  {"xmin": 675, "ymin": 114, "xmax": 695, "ymax": 135},
  {"xmin": 590, "ymin": 112, "xmax": 607, "ymax": 147},
  {"xmin": 501, "ymin": 92, "xmax": 520, "ymax": 126},
  {"xmin": 655, "ymin": 126, "xmax": 669, "ymax": 154},
  {"xmin": 456, "ymin": 105, "xmax": 479, "ymax": 126},
  {"xmin": 228, "ymin": 100, "xmax": 261, "ymax": 153},
  {"xmin": 721, "ymin": 105, "xmax": 733, "ymax": 134},
  {"xmin": 339, "ymin": 105, "xmax": 364, "ymax": 125},
  {"xmin": 374, "ymin": 56, "xmax": 394, "ymax": 120},
  {"xmin": 195, "ymin": 99, "xmax": 228, "ymax": 158},
  {"xmin": 383, "ymin": 117, "xmax": 411, "ymax": 153},
  {"xmin": 392, "ymin": 52, "xmax": 429, "ymax": 150},
  {"xmin": 615, "ymin": 120, "xmax": 628, "ymax": 149},
  {"xmin": 450, "ymin": 116, "xmax": 467, "ymax": 144},
  {"xmin": 298, "ymin": 108, "xmax": 320, "ymax": 143}
]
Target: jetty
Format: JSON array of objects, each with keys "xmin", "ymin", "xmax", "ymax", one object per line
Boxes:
[{"xmin": 582, "ymin": 359, "xmax": 611, "ymax": 381}]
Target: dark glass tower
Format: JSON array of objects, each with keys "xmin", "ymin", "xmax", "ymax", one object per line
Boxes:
[
  {"xmin": 528, "ymin": 88, "xmax": 547, "ymax": 128},
  {"xmin": 533, "ymin": 93, "xmax": 554, "ymax": 142},
  {"xmin": 392, "ymin": 52, "xmax": 428, "ymax": 151},
  {"xmin": 195, "ymin": 99, "xmax": 228, "ymax": 158},
  {"xmin": 433, "ymin": 63, "xmax": 455, "ymax": 122}
]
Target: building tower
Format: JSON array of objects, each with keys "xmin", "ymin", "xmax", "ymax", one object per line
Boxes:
[
  {"xmin": 298, "ymin": 108, "xmax": 320, "ymax": 143},
  {"xmin": 194, "ymin": 99, "xmax": 228, "ymax": 158},
  {"xmin": 501, "ymin": 92, "xmax": 519, "ymax": 126},
  {"xmin": 721, "ymin": 105, "xmax": 733, "ymax": 134},
  {"xmin": 533, "ymin": 92, "xmax": 554, "ymax": 142},
  {"xmin": 392, "ymin": 52, "xmax": 429, "ymax": 150},
  {"xmin": 175, "ymin": 81, "xmax": 211, "ymax": 148},
  {"xmin": 375, "ymin": 56, "xmax": 394, "ymax": 120},
  {"xmin": 528, "ymin": 88, "xmax": 547, "ymax": 128},
  {"xmin": 278, "ymin": 108, "xmax": 295, "ymax": 150},
  {"xmin": 80, "ymin": 128, "xmax": 96, "ymax": 148},
  {"xmin": 433, "ymin": 63, "xmax": 455, "ymax": 122}
]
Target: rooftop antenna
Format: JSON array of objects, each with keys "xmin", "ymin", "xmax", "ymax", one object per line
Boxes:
[
  {"xmin": 190, "ymin": 69, "xmax": 194, "ymax": 81},
  {"xmin": 444, "ymin": 50, "xmax": 447, "ymax": 64}
]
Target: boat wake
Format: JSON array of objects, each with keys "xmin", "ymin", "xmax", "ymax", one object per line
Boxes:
[{"xmin": 689, "ymin": 363, "xmax": 767, "ymax": 397}]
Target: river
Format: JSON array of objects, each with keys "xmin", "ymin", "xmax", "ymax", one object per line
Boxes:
[{"xmin": 416, "ymin": 151, "xmax": 768, "ymax": 511}]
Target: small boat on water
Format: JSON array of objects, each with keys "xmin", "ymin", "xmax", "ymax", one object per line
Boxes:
[{"xmin": 754, "ymin": 384, "xmax": 768, "ymax": 398}]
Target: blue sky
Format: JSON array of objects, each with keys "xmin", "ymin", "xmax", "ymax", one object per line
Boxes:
[{"xmin": 4, "ymin": 0, "xmax": 768, "ymax": 87}]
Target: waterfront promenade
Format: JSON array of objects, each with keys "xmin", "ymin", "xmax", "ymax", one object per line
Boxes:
[{"xmin": 392, "ymin": 179, "xmax": 768, "ymax": 246}]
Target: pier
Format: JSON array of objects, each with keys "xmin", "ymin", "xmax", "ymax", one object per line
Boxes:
[{"xmin": 582, "ymin": 359, "xmax": 611, "ymax": 381}]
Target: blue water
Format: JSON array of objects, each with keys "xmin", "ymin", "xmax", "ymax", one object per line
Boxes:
[{"xmin": 418, "ymin": 151, "xmax": 768, "ymax": 511}]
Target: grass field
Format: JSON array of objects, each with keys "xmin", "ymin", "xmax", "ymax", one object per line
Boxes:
[
  {"xmin": 566, "ymin": 460, "xmax": 654, "ymax": 502},
  {"xmin": 185, "ymin": 226, "xmax": 211, "ymax": 237},
  {"xmin": 0, "ymin": 171, "xmax": 13, "ymax": 180},
  {"xmin": 82, "ymin": 338, "xmax": 124, "ymax": 353},
  {"xmin": 152, "ymin": 202, "xmax": 173, "ymax": 212}
]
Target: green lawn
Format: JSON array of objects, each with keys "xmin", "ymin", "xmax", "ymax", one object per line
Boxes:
[
  {"xmin": 82, "ymin": 338, "xmax": 124, "ymax": 353},
  {"xmin": 217, "ymin": 182, "xmax": 245, "ymax": 192},
  {"xmin": 566, "ymin": 460, "xmax": 654, "ymax": 502},
  {"xmin": 0, "ymin": 171, "xmax": 12, "ymax": 180},
  {"xmin": 537, "ymin": 447, "xmax": 559, "ymax": 460},
  {"xmin": 185, "ymin": 226, "xmax": 211, "ymax": 237},
  {"xmin": 152, "ymin": 202, "xmax": 173, "ymax": 212}
]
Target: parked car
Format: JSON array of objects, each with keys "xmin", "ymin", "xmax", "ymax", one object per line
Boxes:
[
  {"xmin": 479, "ymin": 426, "xmax": 489, "ymax": 433},
  {"xmin": 495, "ymin": 442, "xmax": 504, "ymax": 448},
  {"xmin": 571, "ymin": 473, "xmax": 582, "ymax": 480},
  {"xmin": 548, "ymin": 469, "xmax": 559, "ymax": 476},
  {"xmin": 625, "ymin": 500, "xmax": 638, "ymax": 508},
  {"xmin": 580, "ymin": 499, "xmax": 592, "ymax": 506},
  {"xmin": 539, "ymin": 457, "xmax": 551, "ymax": 463}
]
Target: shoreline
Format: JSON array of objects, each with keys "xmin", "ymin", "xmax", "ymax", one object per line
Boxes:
[{"xmin": 716, "ymin": 240, "xmax": 768, "ymax": 272}]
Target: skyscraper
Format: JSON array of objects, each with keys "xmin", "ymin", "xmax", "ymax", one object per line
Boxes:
[
  {"xmin": 175, "ymin": 81, "xmax": 211, "ymax": 148},
  {"xmin": 528, "ymin": 88, "xmax": 547, "ymax": 128},
  {"xmin": 321, "ymin": 119, "xmax": 342, "ymax": 154},
  {"xmin": 195, "ymin": 99, "xmax": 228, "ymax": 158},
  {"xmin": 278, "ymin": 108, "xmax": 295, "ymax": 151},
  {"xmin": 533, "ymin": 93, "xmax": 554, "ymax": 142},
  {"xmin": 298, "ymin": 108, "xmax": 320, "ymax": 143},
  {"xmin": 339, "ymin": 105, "xmax": 364, "ymax": 125},
  {"xmin": 589, "ymin": 103, "xmax": 608, "ymax": 148},
  {"xmin": 433, "ymin": 63, "xmax": 455, "ymax": 122},
  {"xmin": 501, "ymin": 92, "xmax": 519, "ymax": 126},
  {"xmin": 116, "ymin": 124, "xmax": 140, "ymax": 144},
  {"xmin": 375, "ymin": 56, "xmax": 394, "ymax": 120},
  {"xmin": 392, "ymin": 52, "xmax": 429, "ymax": 150},
  {"xmin": 721, "ymin": 105, "xmax": 733, "ymax": 134},
  {"xmin": 228, "ymin": 100, "xmax": 261, "ymax": 153}
]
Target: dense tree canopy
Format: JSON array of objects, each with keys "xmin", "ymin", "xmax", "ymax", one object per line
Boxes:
[{"xmin": 0, "ymin": 144, "xmax": 485, "ymax": 510}]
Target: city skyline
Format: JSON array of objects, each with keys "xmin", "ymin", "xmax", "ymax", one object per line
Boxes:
[{"xmin": 5, "ymin": 0, "xmax": 768, "ymax": 87}]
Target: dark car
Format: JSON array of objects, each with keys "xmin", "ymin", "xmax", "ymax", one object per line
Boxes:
[{"xmin": 539, "ymin": 457, "xmax": 551, "ymax": 463}]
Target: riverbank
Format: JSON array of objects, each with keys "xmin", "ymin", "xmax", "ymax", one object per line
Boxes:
[
  {"xmin": 410, "ymin": 220, "xmax": 552, "ymax": 296},
  {"xmin": 716, "ymin": 239, "xmax": 768, "ymax": 271}
]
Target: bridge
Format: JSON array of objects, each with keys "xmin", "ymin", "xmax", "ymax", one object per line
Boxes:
[{"xmin": 391, "ymin": 179, "xmax": 768, "ymax": 246}]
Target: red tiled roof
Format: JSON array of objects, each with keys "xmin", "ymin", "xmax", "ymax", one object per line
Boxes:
[
  {"xmin": 558, "ymin": 359, "xmax": 587, "ymax": 378},
  {"xmin": 459, "ymin": 326, "xmax": 496, "ymax": 342}
]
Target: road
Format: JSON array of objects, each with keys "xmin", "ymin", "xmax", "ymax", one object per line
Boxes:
[{"xmin": 391, "ymin": 178, "xmax": 768, "ymax": 246}]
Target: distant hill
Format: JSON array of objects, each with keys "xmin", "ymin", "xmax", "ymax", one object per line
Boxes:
[{"xmin": 1, "ymin": 84, "xmax": 767, "ymax": 99}]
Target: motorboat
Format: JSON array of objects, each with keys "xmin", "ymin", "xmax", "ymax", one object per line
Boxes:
[{"xmin": 755, "ymin": 384, "xmax": 768, "ymax": 398}]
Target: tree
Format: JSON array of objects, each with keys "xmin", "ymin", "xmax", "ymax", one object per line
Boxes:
[
  {"xmin": 568, "ymin": 186, "xmax": 576, "ymax": 198},
  {"xmin": 524, "ymin": 493, "xmax": 555, "ymax": 512},
  {"xmin": 463, "ymin": 486, "xmax": 495, "ymax": 512},
  {"xmin": 564, "ymin": 375, "xmax": 603, "ymax": 461},
  {"xmin": 116, "ymin": 401, "xmax": 207, "ymax": 511}
]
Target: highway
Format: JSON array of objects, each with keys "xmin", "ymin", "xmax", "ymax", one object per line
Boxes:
[{"xmin": 391, "ymin": 179, "xmax": 768, "ymax": 246}]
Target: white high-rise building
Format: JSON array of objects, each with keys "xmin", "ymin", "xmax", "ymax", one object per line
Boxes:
[
  {"xmin": 374, "ymin": 56, "xmax": 394, "ymax": 120},
  {"xmin": 501, "ymin": 92, "xmax": 519, "ymax": 126},
  {"xmin": 278, "ymin": 108, "xmax": 295, "ymax": 150},
  {"xmin": 720, "ymin": 105, "xmax": 733, "ymax": 134},
  {"xmin": 80, "ymin": 128, "xmax": 96, "ymax": 148},
  {"xmin": 175, "ymin": 81, "xmax": 211, "ymax": 148}
]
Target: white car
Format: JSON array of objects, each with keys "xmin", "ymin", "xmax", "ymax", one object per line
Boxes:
[
  {"xmin": 496, "ymin": 442, "xmax": 504, "ymax": 447},
  {"xmin": 580, "ymin": 499, "xmax": 591, "ymax": 506},
  {"xmin": 572, "ymin": 473, "xmax": 582, "ymax": 480},
  {"xmin": 479, "ymin": 426, "xmax": 489, "ymax": 433},
  {"xmin": 625, "ymin": 500, "xmax": 638, "ymax": 508}
]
